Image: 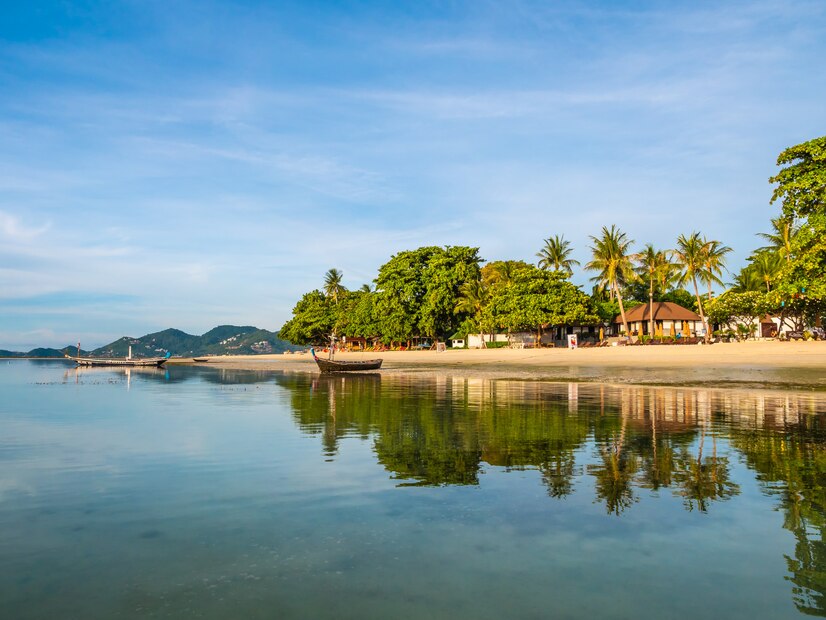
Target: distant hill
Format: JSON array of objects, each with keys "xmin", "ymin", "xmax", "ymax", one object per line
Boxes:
[
  {"xmin": 0, "ymin": 326, "xmax": 300, "ymax": 358},
  {"xmin": 0, "ymin": 345, "xmax": 91, "ymax": 359}
]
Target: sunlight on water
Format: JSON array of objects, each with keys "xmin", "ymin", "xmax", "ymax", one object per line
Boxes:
[{"xmin": 1, "ymin": 360, "xmax": 826, "ymax": 619}]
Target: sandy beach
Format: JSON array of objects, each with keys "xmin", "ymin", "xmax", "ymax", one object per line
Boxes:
[{"xmin": 177, "ymin": 340, "xmax": 826, "ymax": 390}]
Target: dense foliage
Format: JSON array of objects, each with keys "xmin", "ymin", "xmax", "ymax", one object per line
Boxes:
[
  {"xmin": 280, "ymin": 136, "xmax": 826, "ymax": 345},
  {"xmin": 718, "ymin": 135, "xmax": 826, "ymax": 330},
  {"xmin": 375, "ymin": 246, "xmax": 482, "ymax": 342},
  {"xmin": 483, "ymin": 265, "xmax": 598, "ymax": 337}
]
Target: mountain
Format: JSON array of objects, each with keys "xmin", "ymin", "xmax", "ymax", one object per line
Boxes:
[
  {"xmin": 0, "ymin": 345, "xmax": 91, "ymax": 358},
  {"xmin": 0, "ymin": 326, "xmax": 300, "ymax": 358}
]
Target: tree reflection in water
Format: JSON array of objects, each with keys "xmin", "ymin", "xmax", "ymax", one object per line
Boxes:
[{"xmin": 276, "ymin": 372, "xmax": 826, "ymax": 616}]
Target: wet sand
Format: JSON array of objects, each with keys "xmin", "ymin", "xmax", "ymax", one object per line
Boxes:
[{"xmin": 173, "ymin": 341, "xmax": 826, "ymax": 390}]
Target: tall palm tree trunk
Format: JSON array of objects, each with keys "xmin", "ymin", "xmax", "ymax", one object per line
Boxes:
[
  {"xmin": 691, "ymin": 276, "xmax": 709, "ymax": 343},
  {"xmin": 615, "ymin": 282, "xmax": 629, "ymax": 337},
  {"xmin": 649, "ymin": 277, "xmax": 655, "ymax": 337}
]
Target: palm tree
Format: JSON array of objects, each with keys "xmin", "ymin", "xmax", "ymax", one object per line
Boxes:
[
  {"xmin": 586, "ymin": 225, "xmax": 635, "ymax": 337},
  {"xmin": 359, "ymin": 283, "xmax": 372, "ymax": 293},
  {"xmin": 455, "ymin": 278, "xmax": 489, "ymax": 348},
  {"xmin": 673, "ymin": 232, "xmax": 711, "ymax": 343},
  {"xmin": 757, "ymin": 216, "xmax": 796, "ymax": 262},
  {"xmin": 730, "ymin": 265, "xmax": 762, "ymax": 293},
  {"xmin": 323, "ymin": 268, "xmax": 346, "ymax": 304},
  {"xmin": 486, "ymin": 260, "xmax": 518, "ymax": 288},
  {"xmin": 537, "ymin": 235, "xmax": 580, "ymax": 275},
  {"xmin": 752, "ymin": 251, "xmax": 784, "ymax": 292},
  {"xmin": 634, "ymin": 244, "xmax": 672, "ymax": 337},
  {"xmin": 702, "ymin": 239, "xmax": 732, "ymax": 300}
]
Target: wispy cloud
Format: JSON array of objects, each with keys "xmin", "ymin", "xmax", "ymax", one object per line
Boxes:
[{"xmin": 0, "ymin": 211, "xmax": 50, "ymax": 241}]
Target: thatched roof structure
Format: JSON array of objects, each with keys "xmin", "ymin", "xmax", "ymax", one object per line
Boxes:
[{"xmin": 613, "ymin": 301, "xmax": 701, "ymax": 324}]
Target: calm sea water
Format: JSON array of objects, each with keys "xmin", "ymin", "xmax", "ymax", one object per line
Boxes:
[{"xmin": 2, "ymin": 360, "xmax": 826, "ymax": 619}]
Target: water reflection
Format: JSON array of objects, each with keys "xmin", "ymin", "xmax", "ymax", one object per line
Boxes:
[{"xmin": 277, "ymin": 373, "xmax": 826, "ymax": 616}]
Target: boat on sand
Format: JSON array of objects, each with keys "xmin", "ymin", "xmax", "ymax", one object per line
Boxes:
[{"xmin": 311, "ymin": 348, "xmax": 382, "ymax": 373}]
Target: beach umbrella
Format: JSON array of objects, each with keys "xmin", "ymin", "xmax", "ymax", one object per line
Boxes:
[
  {"xmin": 599, "ymin": 326, "xmax": 604, "ymax": 341},
  {"xmin": 670, "ymin": 323, "xmax": 676, "ymax": 338}
]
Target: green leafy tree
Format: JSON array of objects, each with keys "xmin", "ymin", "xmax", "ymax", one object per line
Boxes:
[
  {"xmin": 482, "ymin": 260, "xmax": 527, "ymax": 289},
  {"xmin": 279, "ymin": 290, "xmax": 336, "ymax": 345},
  {"xmin": 336, "ymin": 290, "xmax": 379, "ymax": 339},
  {"xmin": 419, "ymin": 246, "xmax": 483, "ymax": 340},
  {"xmin": 769, "ymin": 137, "xmax": 826, "ymax": 327},
  {"xmin": 770, "ymin": 135, "xmax": 826, "ymax": 220},
  {"xmin": 374, "ymin": 247, "xmax": 436, "ymax": 344},
  {"xmin": 536, "ymin": 235, "xmax": 580, "ymax": 275},
  {"xmin": 484, "ymin": 264, "xmax": 598, "ymax": 343},
  {"xmin": 455, "ymin": 278, "xmax": 489, "ymax": 347},
  {"xmin": 660, "ymin": 288, "xmax": 698, "ymax": 312},
  {"xmin": 586, "ymin": 225, "xmax": 635, "ymax": 336},
  {"xmin": 706, "ymin": 291, "xmax": 771, "ymax": 337},
  {"xmin": 374, "ymin": 246, "xmax": 482, "ymax": 344}
]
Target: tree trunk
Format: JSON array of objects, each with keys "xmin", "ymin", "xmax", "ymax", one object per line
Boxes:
[
  {"xmin": 615, "ymin": 281, "xmax": 630, "ymax": 338},
  {"xmin": 691, "ymin": 276, "xmax": 709, "ymax": 343},
  {"xmin": 649, "ymin": 278, "xmax": 655, "ymax": 338}
]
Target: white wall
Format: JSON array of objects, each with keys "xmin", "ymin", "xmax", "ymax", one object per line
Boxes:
[{"xmin": 467, "ymin": 333, "xmax": 509, "ymax": 348}]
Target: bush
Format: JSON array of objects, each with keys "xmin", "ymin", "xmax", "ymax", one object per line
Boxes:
[{"xmin": 736, "ymin": 324, "xmax": 752, "ymax": 341}]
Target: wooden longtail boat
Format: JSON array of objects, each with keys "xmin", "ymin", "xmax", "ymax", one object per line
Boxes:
[
  {"xmin": 66, "ymin": 355, "xmax": 168, "ymax": 367},
  {"xmin": 311, "ymin": 348, "xmax": 382, "ymax": 373},
  {"xmin": 65, "ymin": 344, "xmax": 169, "ymax": 367}
]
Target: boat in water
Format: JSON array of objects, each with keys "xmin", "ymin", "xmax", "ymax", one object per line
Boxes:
[
  {"xmin": 67, "ymin": 355, "xmax": 169, "ymax": 367},
  {"xmin": 311, "ymin": 348, "xmax": 382, "ymax": 373},
  {"xmin": 65, "ymin": 344, "xmax": 170, "ymax": 367}
]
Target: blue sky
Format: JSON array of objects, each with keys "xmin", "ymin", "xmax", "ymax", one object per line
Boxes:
[{"xmin": 1, "ymin": 1, "xmax": 825, "ymax": 350}]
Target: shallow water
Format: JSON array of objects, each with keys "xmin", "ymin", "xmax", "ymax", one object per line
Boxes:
[{"xmin": 2, "ymin": 360, "xmax": 826, "ymax": 619}]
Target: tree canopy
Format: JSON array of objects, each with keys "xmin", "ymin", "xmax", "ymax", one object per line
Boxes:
[
  {"xmin": 483, "ymin": 264, "xmax": 598, "ymax": 336},
  {"xmin": 374, "ymin": 246, "xmax": 482, "ymax": 342},
  {"xmin": 769, "ymin": 136, "xmax": 826, "ymax": 318},
  {"xmin": 279, "ymin": 290, "xmax": 336, "ymax": 345},
  {"xmin": 770, "ymin": 135, "xmax": 826, "ymax": 220},
  {"xmin": 280, "ymin": 136, "xmax": 826, "ymax": 346}
]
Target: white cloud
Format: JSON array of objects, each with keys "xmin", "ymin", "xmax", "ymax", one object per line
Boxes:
[{"xmin": 0, "ymin": 211, "xmax": 50, "ymax": 241}]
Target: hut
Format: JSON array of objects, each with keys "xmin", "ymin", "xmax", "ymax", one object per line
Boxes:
[{"xmin": 613, "ymin": 302, "xmax": 703, "ymax": 337}]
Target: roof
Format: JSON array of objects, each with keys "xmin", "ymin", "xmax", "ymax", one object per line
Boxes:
[{"xmin": 613, "ymin": 301, "xmax": 701, "ymax": 324}]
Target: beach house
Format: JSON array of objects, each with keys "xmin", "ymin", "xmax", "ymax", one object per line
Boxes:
[{"xmin": 613, "ymin": 302, "xmax": 704, "ymax": 337}]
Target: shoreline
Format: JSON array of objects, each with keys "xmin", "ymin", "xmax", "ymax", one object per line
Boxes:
[{"xmin": 179, "ymin": 340, "xmax": 826, "ymax": 391}]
